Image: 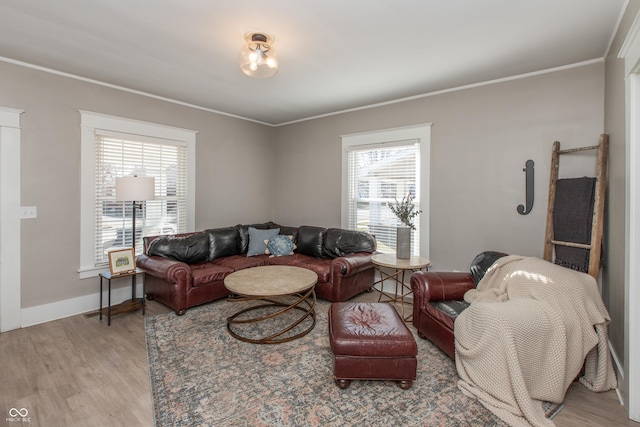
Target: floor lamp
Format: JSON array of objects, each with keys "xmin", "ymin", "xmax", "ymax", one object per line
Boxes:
[
  {"xmin": 114, "ymin": 176, "xmax": 155, "ymax": 309},
  {"xmin": 115, "ymin": 176, "xmax": 156, "ymax": 253}
]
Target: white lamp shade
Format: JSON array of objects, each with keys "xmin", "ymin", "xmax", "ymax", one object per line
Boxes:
[{"xmin": 115, "ymin": 176, "xmax": 156, "ymax": 201}]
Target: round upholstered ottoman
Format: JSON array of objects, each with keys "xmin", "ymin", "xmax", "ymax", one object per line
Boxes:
[{"xmin": 328, "ymin": 302, "xmax": 418, "ymax": 389}]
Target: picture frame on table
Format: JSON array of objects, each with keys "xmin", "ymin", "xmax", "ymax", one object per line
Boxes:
[{"xmin": 108, "ymin": 247, "xmax": 136, "ymax": 275}]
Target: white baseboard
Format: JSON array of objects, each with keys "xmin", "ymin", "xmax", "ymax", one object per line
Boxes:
[
  {"xmin": 21, "ymin": 282, "xmax": 144, "ymax": 328},
  {"xmin": 608, "ymin": 340, "xmax": 625, "ymax": 406}
]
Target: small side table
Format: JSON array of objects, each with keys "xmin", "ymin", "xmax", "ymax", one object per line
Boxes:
[
  {"xmin": 99, "ymin": 268, "xmax": 146, "ymax": 326},
  {"xmin": 371, "ymin": 253, "xmax": 430, "ymax": 321}
]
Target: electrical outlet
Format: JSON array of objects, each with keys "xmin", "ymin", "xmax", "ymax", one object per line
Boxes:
[{"xmin": 20, "ymin": 206, "xmax": 37, "ymax": 219}]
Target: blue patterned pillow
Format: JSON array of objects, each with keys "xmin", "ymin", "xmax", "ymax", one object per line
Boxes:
[{"xmin": 265, "ymin": 235, "xmax": 296, "ymax": 257}]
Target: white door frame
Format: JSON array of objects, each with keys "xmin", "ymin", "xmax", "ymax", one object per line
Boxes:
[
  {"xmin": 624, "ymin": 73, "xmax": 640, "ymax": 422},
  {"xmin": 0, "ymin": 106, "xmax": 23, "ymax": 332},
  {"xmin": 619, "ymin": 12, "xmax": 640, "ymax": 421}
]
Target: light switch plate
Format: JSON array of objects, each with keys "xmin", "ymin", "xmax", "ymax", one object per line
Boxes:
[{"xmin": 20, "ymin": 206, "xmax": 37, "ymax": 219}]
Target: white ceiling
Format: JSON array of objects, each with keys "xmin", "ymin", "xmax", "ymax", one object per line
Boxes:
[{"xmin": 0, "ymin": 1, "xmax": 627, "ymax": 126}]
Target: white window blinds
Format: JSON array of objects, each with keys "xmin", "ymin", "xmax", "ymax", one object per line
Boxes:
[
  {"xmin": 94, "ymin": 131, "xmax": 188, "ymax": 264},
  {"xmin": 346, "ymin": 141, "xmax": 420, "ymax": 255}
]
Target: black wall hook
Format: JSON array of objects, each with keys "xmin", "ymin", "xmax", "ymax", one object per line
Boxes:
[{"xmin": 517, "ymin": 160, "xmax": 534, "ymax": 215}]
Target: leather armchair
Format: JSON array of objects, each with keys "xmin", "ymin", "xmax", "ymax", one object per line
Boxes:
[{"xmin": 410, "ymin": 251, "xmax": 507, "ymax": 359}]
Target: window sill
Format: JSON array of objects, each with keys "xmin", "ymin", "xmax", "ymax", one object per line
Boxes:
[{"xmin": 78, "ymin": 265, "xmax": 109, "ymax": 280}]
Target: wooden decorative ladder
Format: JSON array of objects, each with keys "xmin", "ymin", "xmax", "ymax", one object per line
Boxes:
[{"xmin": 543, "ymin": 134, "xmax": 609, "ymax": 280}]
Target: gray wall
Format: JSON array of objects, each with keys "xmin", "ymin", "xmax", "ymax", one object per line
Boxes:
[
  {"xmin": 604, "ymin": 0, "xmax": 640, "ymax": 411},
  {"xmin": 0, "ymin": 55, "xmax": 614, "ymax": 342},
  {"xmin": 0, "ymin": 60, "xmax": 275, "ymax": 308},
  {"xmin": 274, "ymin": 63, "xmax": 606, "ymax": 272}
]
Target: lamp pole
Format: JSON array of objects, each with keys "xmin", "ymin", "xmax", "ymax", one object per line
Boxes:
[{"xmin": 131, "ymin": 199, "xmax": 138, "ymax": 301}]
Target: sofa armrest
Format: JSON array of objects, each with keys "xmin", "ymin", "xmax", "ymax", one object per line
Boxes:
[
  {"xmin": 136, "ymin": 254, "xmax": 192, "ymax": 284},
  {"xmin": 331, "ymin": 252, "xmax": 373, "ymax": 276},
  {"xmin": 410, "ymin": 271, "xmax": 475, "ymax": 308}
]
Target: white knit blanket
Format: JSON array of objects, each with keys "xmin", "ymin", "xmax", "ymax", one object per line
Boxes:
[{"xmin": 454, "ymin": 256, "xmax": 617, "ymax": 427}]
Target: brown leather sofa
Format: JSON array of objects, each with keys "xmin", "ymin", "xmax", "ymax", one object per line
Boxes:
[
  {"xmin": 410, "ymin": 251, "xmax": 507, "ymax": 358},
  {"xmin": 137, "ymin": 222, "xmax": 377, "ymax": 315}
]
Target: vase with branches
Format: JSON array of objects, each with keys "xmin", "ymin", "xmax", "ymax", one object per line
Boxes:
[
  {"xmin": 387, "ymin": 194, "xmax": 421, "ymax": 258},
  {"xmin": 387, "ymin": 194, "xmax": 422, "ymax": 230}
]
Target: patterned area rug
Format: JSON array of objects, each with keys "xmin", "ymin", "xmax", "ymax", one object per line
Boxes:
[{"xmin": 145, "ymin": 299, "xmax": 558, "ymax": 426}]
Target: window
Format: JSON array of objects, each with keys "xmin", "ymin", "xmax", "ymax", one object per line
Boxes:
[
  {"xmin": 341, "ymin": 124, "xmax": 430, "ymax": 258},
  {"xmin": 80, "ymin": 112, "xmax": 196, "ymax": 278},
  {"xmin": 95, "ymin": 132, "xmax": 187, "ymax": 261}
]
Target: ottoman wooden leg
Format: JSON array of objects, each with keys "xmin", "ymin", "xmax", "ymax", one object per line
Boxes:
[
  {"xmin": 397, "ymin": 380, "xmax": 412, "ymax": 389},
  {"xmin": 335, "ymin": 379, "xmax": 351, "ymax": 389}
]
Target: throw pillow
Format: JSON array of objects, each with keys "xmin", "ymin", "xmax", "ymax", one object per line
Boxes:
[
  {"xmin": 265, "ymin": 235, "xmax": 296, "ymax": 257},
  {"xmin": 247, "ymin": 227, "xmax": 280, "ymax": 256},
  {"xmin": 278, "ymin": 226, "xmax": 299, "ymax": 244},
  {"xmin": 237, "ymin": 222, "xmax": 279, "ymax": 253}
]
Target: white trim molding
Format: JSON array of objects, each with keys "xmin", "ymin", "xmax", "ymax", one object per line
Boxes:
[
  {"xmin": 21, "ymin": 281, "xmax": 144, "ymax": 328},
  {"xmin": 618, "ymin": 10, "xmax": 640, "ymax": 421},
  {"xmin": 0, "ymin": 106, "xmax": 24, "ymax": 332},
  {"xmin": 624, "ymin": 73, "xmax": 640, "ymax": 422}
]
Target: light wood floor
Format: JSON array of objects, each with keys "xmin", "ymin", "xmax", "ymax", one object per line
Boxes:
[{"xmin": 0, "ymin": 294, "xmax": 637, "ymax": 427}]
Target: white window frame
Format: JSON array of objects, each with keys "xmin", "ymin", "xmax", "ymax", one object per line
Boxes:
[
  {"xmin": 79, "ymin": 111, "xmax": 196, "ymax": 279},
  {"xmin": 341, "ymin": 124, "xmax": 431, "ymax": 259}
]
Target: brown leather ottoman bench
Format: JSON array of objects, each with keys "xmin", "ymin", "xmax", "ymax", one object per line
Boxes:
[{"xmin": 328, "ymin": 302, "xmax": 418, "ymax": 389}]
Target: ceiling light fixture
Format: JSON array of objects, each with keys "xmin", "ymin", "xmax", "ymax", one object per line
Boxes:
[{"xmin": 240, "ymin": 32, "xmax": 278, "ymax": 78}]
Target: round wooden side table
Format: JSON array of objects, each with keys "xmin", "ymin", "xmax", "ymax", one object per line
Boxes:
[{"xmin": 371, "ymin": 253, "xmax": 430, "ymax": 321}]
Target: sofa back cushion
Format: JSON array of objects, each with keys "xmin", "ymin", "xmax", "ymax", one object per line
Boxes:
[
  {"xmin": 147, "ymin": 231, "xmax": 210, "ymax": 264},
  {"xmin": 296, "ymin": 226, "xmax": 326, "ymax": 258},
  {"xmin": 323, "ymin": 228, "xmax": 376, "ymax": 258},
  {"xmin": 207, "ymin": 227, "xmax": 241, "ymax": 260},
  {"xmin": 470, "ymin": 251, "xmax": 509, "ymax": 285}
]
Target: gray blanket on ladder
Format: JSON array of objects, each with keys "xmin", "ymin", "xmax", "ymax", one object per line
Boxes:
[{"xmin": 553, "ymin": 177, "xmax": 596, "ymax": 273}]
